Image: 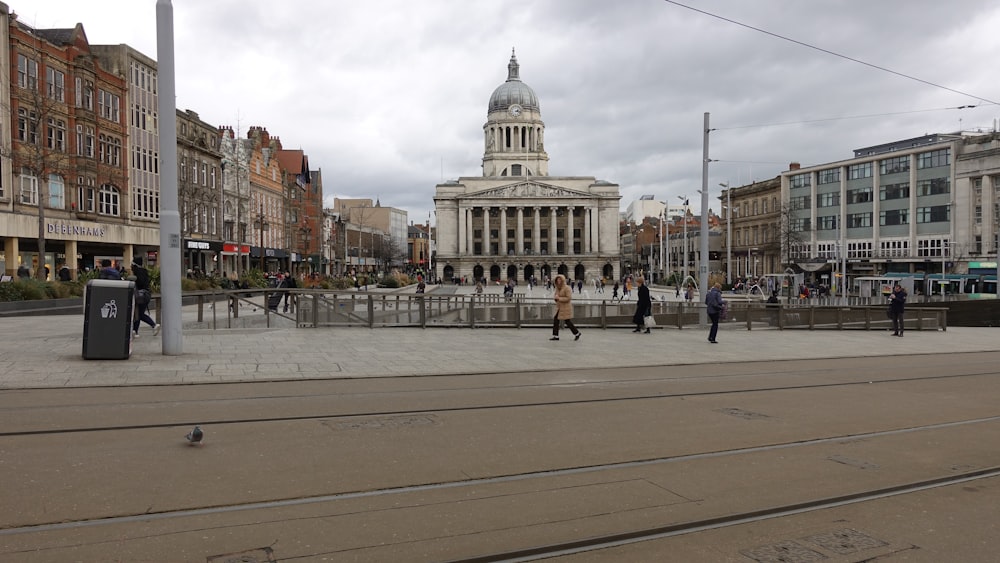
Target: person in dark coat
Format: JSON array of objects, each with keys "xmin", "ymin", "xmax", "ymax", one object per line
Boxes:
[
  {"xmin": 631, "ymin": 275, "xmax": 652, "ymax": 334},
  {"xmin": 889, "ymin": 282, "xmax": 907, "ymax": 337},
  {"xmin": 705, "ymin": 282, "xmax": 726, "ymax": 343}
]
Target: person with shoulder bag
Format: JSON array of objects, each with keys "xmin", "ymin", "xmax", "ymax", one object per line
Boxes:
[
  {"xmin": 631, "ymin": 276, "xmax": 653, "ymax": 334},
  {"xmin": 130, "ymin": 257, "xmax": 158, "ymax": 337},
  {"xmin": 888, "ymin": 283, "xmax": 907, "ymax": 337},
  {"xmin": 705, "ymin": 282, "xmax": 726, "ymax": 344}
]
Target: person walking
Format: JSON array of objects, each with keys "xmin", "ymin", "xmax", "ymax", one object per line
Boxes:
[
  {"xmin": 612, "ymin": 282, "xmax": 620, "ymax": 301},
  {"xmin": 130, "ymin": 257, "xmax": 158, "ymax": 337},
  {"xmin": 550, "ymin": 274, "xmax": 581, "ymax": 341},
  {"xmin": 705, "ymin": 282, "xmax": 725, "ymax": 343},
  {"xmin": 889, "ymin": 282, "xmax": 907, "ymax": 337},
  {"xmin": 631, "ymin": 275, "xmax": 652, "ymax": 333}
]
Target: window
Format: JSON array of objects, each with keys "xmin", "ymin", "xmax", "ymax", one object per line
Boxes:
[
  {"xmin": 916, "ymin": 177, "xmax": 950, "ymax": 196},
  {"xmin": 83, "ymin": 80, "xmax": 94, "ymax": 110},
  {"xmin": 85, "ymin": 126, "xmax": 95, "ymax": 158},
  {"xmin": 880, "ymin": 182, "xmax": 909, "ymax": 201},
  {"xmin": 917, "ymin": 238, "xmax": 949, "ymax": 258},
  {"xmin": 97, "ymin": 90, "xmax": 121, "ymax": 122},
  {"xmin": 48, "ymin": 174, "xmax": 65, "ymax": 209},
  {"xmin": 917, "ymin": 148, "xmax": 950, "ymax": 169},
  {"xmin": 847, "ymin": 187, "xmax": 872, "ymax": 203},
  {"xmin": 761, "ymin": 199, "xmax": 767, "ymax": 214},
  {"xmin": 46, "ymin": 119, "xmax": 67, "ymax": 151},
  {"xmin": 848, "ymin": 162, "xmax": 873, "ymax": 180},
  {"xmin": 210, "ymin": 166, "xmax": 217, "ymax": 188},
  {"xmin": 817, "ymin": 168, "xmax": 840, "ymax": 184},
  {"xmin": 847, "ymin": 212, "xmax": 872, "ymax": 228},
  {"xmin": 879, "ymin": 156, "xmax": 909, "ymax": 175},
  {"xmin": 916, "ymin": 205, "xmax": 949, "ymax": 223},
  {"xmin": 78, "ymin": 177, "xmax": 96, "ymax": 212},
  {"xmin": 789, "ymin": 218, "xmax": 811, "ymax": 231},
  {"xmin": 817, "ymin": 192, "xmax": 840, "ymax": 207},
  {"xmin": 790, "ymin": 173, "xmax": 811, "ymax": 188},
  {"xmin": 46, "ymin": 68, "xmax": 66, "ymax": 101},
  {"xmin": 99, "ymin": 184, "xmax": 120, "ymax": 216},
  {"xmin": 816, "ymin": 215, "xmax": 838, "ymax": 230},
  {"xmin": 879, "ymin": 209, "xmax": 908, "ymax": 226},
  {"xmin": 20, "ymin": 168, "xmax": 38, "ymax": 205},
  {"xmin": 17, "ymin": 54, "xmax": 38, "ymax": 90},
  {"xmin": 201, "ymin": 163, "xmax": 208, "ymax": 186},
  {"xmin": 17, "ymin": 108, "xmax": 39, "ymax": 144},
  {"xmin": 790, "ymin": 195, "xmax": 811, "ymax": 210}
]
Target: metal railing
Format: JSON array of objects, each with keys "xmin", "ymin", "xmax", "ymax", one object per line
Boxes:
[{"xmin": 166, "ymin": 289, "xmax": 947, "ymax": 332}]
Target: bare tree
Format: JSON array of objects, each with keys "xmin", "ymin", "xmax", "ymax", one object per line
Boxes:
[
  {"xmin": 10, "ymin": 28, "xmax": 75, "ymax": 279},
  {"xmin": 772, "ymin": 203, "xmax": 809, "ymax": 270}
]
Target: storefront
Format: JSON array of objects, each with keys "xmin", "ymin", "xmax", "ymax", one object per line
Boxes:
[
  {"xmin": 183, "ymin": 238, "xmax": 224, "ymax": 277},
  {"xmin": 2, "ymin": 215, "xmax": 159, "ymax": 280},
  {"xmin": 249, "ymin": 247, "xmax": 288, "ymax": 274}
]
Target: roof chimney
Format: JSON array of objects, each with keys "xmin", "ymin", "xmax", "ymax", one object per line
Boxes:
[{"xmin": 789, "ymin": 162, "xmax": 801, "ymax": 171}]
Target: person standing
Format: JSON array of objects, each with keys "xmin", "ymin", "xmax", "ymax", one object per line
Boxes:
[
  {"xmin": 889, "ymin": 282, "xmax": 907, "ymax": 337},
  {"xmin": 550, "ymin": 274, "xmax": 581, "ymax": 341},
  {"xmin": 98, "ymin": 259, "xmax": 122, "ymax": 280},
  {"xmin": 631, "ymin": 275, "xmax": 652, "ymax": 333},
  {"xmin": 130, "ymin": 257, "xmax": 158, "ymax": 337},
  {"xmin": 705, "ymin": 282, "xmax": 725, "ymax": 343}
]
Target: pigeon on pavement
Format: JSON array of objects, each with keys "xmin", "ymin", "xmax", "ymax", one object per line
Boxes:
[{"xmin": 185, "ymin": 425, "xmax": 204, "ymax": 446}]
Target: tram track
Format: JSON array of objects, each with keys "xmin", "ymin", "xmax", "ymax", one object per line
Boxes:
[
  {"xmin": 0, "ymin": 366, "xmax": 997, "ymax": 438},
  {"xmin": 2, "ymin": 413, "xmax": 998, "ymax": 537}
]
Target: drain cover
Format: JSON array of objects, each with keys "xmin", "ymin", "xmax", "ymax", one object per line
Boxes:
[
  {"xmin": 802, "ymin": 528, "xmax": 887, "ymax": 555},
  {"xmin": 717, "ymin": 407, "xmax": 770, "ymax": 420},
  {"xmin": 740, "ymin": 540, "xmax": 826, "ymax": 562},
  {"xmin": 207, "ymin": 547, "xmax": 275, "ymax": 563}
]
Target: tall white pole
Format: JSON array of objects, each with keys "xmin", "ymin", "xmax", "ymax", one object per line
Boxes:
[
  {"xmin": 700, "ymin": 112, "xmax": 710, "ymax": 302},
  {"xmin": 156, "ymin": 0, "xmax": 182, "ymax": 354},
  {"xmin": 721, "ymin": 182, "xmax": 731, "ymax": 286},
  {"xmin": 658, "ymin": 211, "xmax": 664, "ymax": 283}
]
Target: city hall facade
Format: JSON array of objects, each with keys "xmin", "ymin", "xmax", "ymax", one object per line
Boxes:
[{"xmin": 433, "ymin": 51, "xmax": 621, "ymax": 284}]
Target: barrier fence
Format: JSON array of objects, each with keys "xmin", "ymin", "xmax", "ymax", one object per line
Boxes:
[{"xmin": 163, "ymin": 289, "xmax": 948, "ymax": 332}]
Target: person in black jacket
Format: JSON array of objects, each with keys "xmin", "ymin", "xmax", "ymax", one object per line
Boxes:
[
  {"xmin": 130, "ymin": 257, "xmax": 158, "ymax": 337},
  {"xmin": 888, "ymin": 283, "xmax": 907, "ymax": 337},
  {"xmin": 631, "ymin": 276, "xmax": 652, "ymax": 334}
]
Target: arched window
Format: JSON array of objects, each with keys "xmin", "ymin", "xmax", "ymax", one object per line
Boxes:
[{"xmin": 99, "ymin": 184, "xmax": 120, "ymax": 216}]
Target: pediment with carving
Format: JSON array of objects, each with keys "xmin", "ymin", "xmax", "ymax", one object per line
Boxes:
[{"xmin": 464, "ymin": 182, "xmax": 588, "ymax": 200}]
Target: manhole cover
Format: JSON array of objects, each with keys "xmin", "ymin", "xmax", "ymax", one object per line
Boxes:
[
  {"xmin": 717, "ymin": 407, "xmax": 770, "ymax": 420},
  {"xmin": 803, "ymin": 528, "xmax": 887, "ymax": 554},
  {"xmin": 207, "ymin": 547, "xmax": 275, "ymax": 563},
  {"xmin": 741, "ymin": 540, "xmax": 826, "ymax": 562}
]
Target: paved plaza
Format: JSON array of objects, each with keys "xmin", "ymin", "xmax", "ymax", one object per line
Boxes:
[{"xmin": 1, "ymin": 284, "xmax": 997, "ymax": 388}]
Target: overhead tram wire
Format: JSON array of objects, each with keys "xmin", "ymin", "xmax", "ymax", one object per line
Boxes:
[
  {"xmin": 662, "ymin": 0, "xmax": 1000, "ymax": 106},
  {"xmin": 715, "ymin": 104, "xmax": 995, "ymax": 132}
]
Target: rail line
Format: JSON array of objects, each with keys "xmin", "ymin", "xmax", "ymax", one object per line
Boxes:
[
  {"xmin": 0, "ymin": 367, "xmax": 997, "ymax": 438},
  {"xmin": 2, "ymin": 413, "xmax": 999, "ymax": 537}
]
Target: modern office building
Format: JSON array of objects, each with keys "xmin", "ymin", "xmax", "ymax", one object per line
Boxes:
[
  {"xmin": 781, "ymin": 132, "xmax": 1000, "ymax": 283},
  {"xmin": 433, "ymin": 50, "xmax": 622, "ymax": 284}
]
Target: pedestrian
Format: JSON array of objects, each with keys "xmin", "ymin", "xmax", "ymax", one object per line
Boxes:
[
  {"xmin": 282, "ymin": 271, "xmax": 297, "ymax": 313},
  {"xmin": 130, "ymin": 257, "xmax": 158, "ymax": 337},
  {"xmin": 889, "ymin": 282, "xmax": 907, "ymax": 337},
  {"xmin": 705, "ymin": 282, "xmax": 725, "ymax": 343},
  {"xmin": 612, "ymin": 282, "xmax": 620, "ymax": 301},
  {"xmin": 16, "ymin": 263, "xmax": 30, "ymax": 278},
  {"xmin": 98, "ymin": 259, "xmax": 122, "ymax": 280},
  {"xmin": 631, "ymin": 275, "xmax": 652, "ymax": 334},
  {"xmin": 685, "ymin": 283, "xmax": 694, "ymax": 303},
  {"xmin": 550, "ymin": 274, "xmax": 581, "ymax": 341},
  {"xmin": 57, "ymin": 264, "xmax": 72, "ymax": 281}
]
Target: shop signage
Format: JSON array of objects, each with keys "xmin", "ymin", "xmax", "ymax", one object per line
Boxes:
[
  {"xmin": 186, "ymin": 240, "xmax": 212, "ymax": 250},
  {"xmin": 46, "ymin": 222, "xmax": 107, "ymax": 238}
]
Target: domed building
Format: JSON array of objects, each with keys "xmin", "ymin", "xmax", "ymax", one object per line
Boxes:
[{"xmin": 433, "ymin": 50, "xmax": 622, "ymax": 285}]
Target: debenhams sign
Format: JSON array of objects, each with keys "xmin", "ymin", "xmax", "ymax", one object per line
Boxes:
[{"xmin": 46, "ymin": 221, "xmax": 108, "ymax": 238}]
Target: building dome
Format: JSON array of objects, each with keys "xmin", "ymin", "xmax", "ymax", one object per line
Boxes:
[{"xmin": 487, "ymin": 50, "xmax": 539, "ymax": 113}]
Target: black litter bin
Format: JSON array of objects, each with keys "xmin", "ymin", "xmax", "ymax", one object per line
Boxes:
[{"xmin": 83, "ymin": 279, "xmax": 136, "ymax": 360}]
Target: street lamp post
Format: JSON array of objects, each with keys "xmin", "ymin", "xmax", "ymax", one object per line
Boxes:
[
  {"xmin": 677, "ymin": 196, "xmax": 688, "ymax": 284},
  {"xmin": 720, "ymin": 182, "xmax": 731, "ymax": 286},
  {"xmin": 256, "ymin": 203, "xmax": 269, "ymax": 273}
]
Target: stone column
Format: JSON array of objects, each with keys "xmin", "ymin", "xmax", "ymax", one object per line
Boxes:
[
  {"xmin": 483, "ymin": 206, "xmax": 491, "ymax": 256},
  {"xmin": 566, "ymin": 206, "xmax": 575, "ymax": 256},
  {"xmin": 458, "ymin": 205, "xmax": 466, "ymax": 255},
  {"xmin": 583, "ymin": 207, "xmax": 591, "ymax": 254},
  {"xmin": 4, "ymin": 236, "xmax": 19, "ymax": 278},
  {"xmin": 533, "ymin": 207, "xmax": 541, "ymax": 255},
  {"xmin": 65, "ymin": 239, "xmax": 78, "ymax": 280},
  {"xmin": 550, "ymin": 207, "xmax": 558, "ymax": 256},
  {"xmin": 516, "ymin": 207, "xmax": 524, "ymax": 255},
  {"xmin": 499, "ymin": 206, "xmax": 507, "ymax": 256}
]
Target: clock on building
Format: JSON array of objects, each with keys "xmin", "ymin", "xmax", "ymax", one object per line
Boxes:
[{"xmin": 508, "ymin": 104, "xmax": 522, "ymax": 117}]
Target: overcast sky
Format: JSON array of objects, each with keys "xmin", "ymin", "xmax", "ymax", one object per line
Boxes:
[{"xmin": 22, "ymin": 0, "xmax": 1000, "ymax": 221}]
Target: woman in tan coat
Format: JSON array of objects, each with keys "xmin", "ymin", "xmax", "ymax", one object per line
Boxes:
[{"xmin": 551, "ymin": 274, "xmax": 581, "ymax": 341}]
